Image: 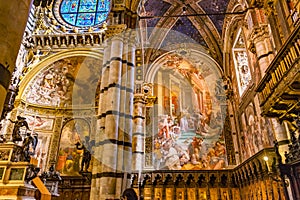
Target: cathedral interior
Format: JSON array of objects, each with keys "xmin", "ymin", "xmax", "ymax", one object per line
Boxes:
[{"xmin": 0, "ymin": 0, "xmax": 299, "ymax": 199}]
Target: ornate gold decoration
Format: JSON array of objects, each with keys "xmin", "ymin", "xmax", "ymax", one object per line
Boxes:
[
  {"xmin": 264, "ymin": 0, "xmax": 276, "ymax": 16},
  {"xmin": 141, "ymin": 83, "xmax": 157, "ymax": 107},
  {"xmin": 145, "ymin": 96, "xmax": 157, "ymax": 107},
  {"xmin": 142, "ymin": 83, "xmax": 152, "ymax": 96},
  {"xmin": 104, "ymin": 24, "xmax": 127, "ymax": 39}
]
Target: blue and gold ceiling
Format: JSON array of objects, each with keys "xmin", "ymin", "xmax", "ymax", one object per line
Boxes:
[
  {"xmin": 143, "ymin": 0, "xmax": 230, "ymax": 35},
  {"xmin": 140, "ymin": 0, "xmax": 231, "ymax": 65},
  {"xmin": 198, "ymin": 0, "xmax": 230, "ymax": 34}
]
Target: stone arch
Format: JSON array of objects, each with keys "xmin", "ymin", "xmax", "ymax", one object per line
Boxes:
[{"xmin": 144, "ymin": 46, "xmax": 223, "ymax": 84}]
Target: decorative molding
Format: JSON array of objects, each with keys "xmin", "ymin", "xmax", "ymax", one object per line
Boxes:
[
  {"xmin": 104, "ymin": 24, "xmax": 127, "ymax": 39},
  {"xmin": 32, "ymin": 32, "xmax": 106, "ymax": 51}
]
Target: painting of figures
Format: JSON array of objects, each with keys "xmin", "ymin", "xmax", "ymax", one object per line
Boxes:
[
  {"xmin": 153, "ymin": 114, "xmax": 227, "ymax": 170},
  {"xmin": 56, "ymin": 119, "xmax": 90, "ymax": 176},
  {"xmin": 151, "ymin": 51, "xmax": 228, "ymax": 170},
  {"xmin": 25, "ymin": 115, "xmax": 54, "ymax": 131},
  {"xmin": 24, "ymin": 56, "xmax": 102, "ymax": 107}
]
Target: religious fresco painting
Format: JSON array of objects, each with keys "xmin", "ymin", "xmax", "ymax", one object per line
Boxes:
[
  {"xmin": 25, "ymin": 115, "xmax": 54, "ymax": 131},
  {"xmin": 56, "ymin": 119, "xmax": 90, "ymax": 176},
  {"xmin": 239, "ymin": 105, "xmax": 275, "ymax": 161},
  {"xmin": 232, "ymin": 29, "xmax": 252, "ymax": 96},
  {"xmin": 24, "ymin": 56, "xmax": 102, "ymax": 107},
  {"xmin": 152, "ymin": 53, "xmax": 227, "ymax": 170}
]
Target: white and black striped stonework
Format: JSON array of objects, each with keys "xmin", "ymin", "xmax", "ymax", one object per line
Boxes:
[{"xmin": 90, "ymin": 34, "xmax": 136, "ymax": 199}]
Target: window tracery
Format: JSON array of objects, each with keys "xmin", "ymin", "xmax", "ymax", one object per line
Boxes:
[
  {"xmin": 59, "ymin": 0, "xmax": 110, "ymax": 27},
  {"xmin": 232, "ymin": 29, "xmax": 252, "ymax": 95}
]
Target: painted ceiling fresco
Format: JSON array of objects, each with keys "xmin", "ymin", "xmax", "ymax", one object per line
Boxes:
[
  {"xmin": 162, "ymin": 17, "xmax": 209, "ymax": 48},
  {"xmin": 142, "ymin": 0, "xmax": 230, "ymax": 36},
  {"xmin": 198, "ymin": 0, "xmax": 230, "ymax": 34},
  {"xmin": 140, "ymin": 0, "xmax": 231, "ymax": 65},
  {"xmin": 144, "ymin": 0, "xmax": 171, "ymax": 28}
]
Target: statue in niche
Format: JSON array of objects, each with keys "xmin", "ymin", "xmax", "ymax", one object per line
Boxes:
[
  {"xmin": 9, "ymin": 116, "xmax": 31, "ymax": 142},
  {"xmin": 75, "ymin": 139, "xmax": 92, "ymax": 172},
  {"xmin": 22, "ymin": 132, "xmax": 38, "ymax": 162},
  {"xmin": 25, "ymin": 165, "xmax": 40, "ymax": 182}
]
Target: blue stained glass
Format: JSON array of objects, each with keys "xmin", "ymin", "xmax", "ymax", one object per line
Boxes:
[
  {"xmin": 69, "ymin": 1, "xmax": 79, "ymax": 12},
  {"xmin": 76, "ymin": 13, "xmax": 95, "ymax": 26},
  {"xmin": 95, "ymin": 12, "xmax": 107, "ymax": 24},
  {"xmin": 79, "ymin": 0, "xmax": 97, "ymax": 12},
  {"xmin": 62, "ymin": 14, "xmax": 77, "ymax": 24},
  {"xmin": 97, "ymin": 0, "xmax": 108, "ymax": 11},
  {"xmin": 60, "ymin": 0, "xmax": 110, "ymax": 27}
]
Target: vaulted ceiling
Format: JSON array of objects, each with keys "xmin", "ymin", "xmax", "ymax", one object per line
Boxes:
[{"xmin": 138, "ymin": 0, "xmax": 238, "ymax": 67}]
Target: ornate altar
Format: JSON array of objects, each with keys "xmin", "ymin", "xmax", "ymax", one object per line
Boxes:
[{"xmin": 0, "ymin": 142, "xmax": 37, "ymax": 199}]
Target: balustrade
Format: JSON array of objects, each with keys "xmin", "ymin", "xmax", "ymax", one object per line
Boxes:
[
  {"xmin": 32, "ymin": 32, "xmax": 105, "ymax": 50},
  {"xmin": 131, "ymin": 147, "xmax": 287, "ymax": 200},
  {"xmin": 257, "ymin": 24, "xmax": 300, "ymax": 106}
]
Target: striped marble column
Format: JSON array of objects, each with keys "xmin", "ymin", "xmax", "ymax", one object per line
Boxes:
[
  {"xmin": 122, "ymin": 32, "xmax": 136, "ymax": 188},
  {"xmin": 90, "ymin": 40, "xmax": 111, "ymax": 200},
  {"xmin": 115, "ymin": 32, "xmax": 137, "ymax": 195},
  {"xmin": 116, "ymin": 33, "xmax": 128, "ymax": 192},
  {"xmin": 91, "ymin": 31, "xmax": 136, "ymax": 200},
  {"xmin": 132, "ymin": 94, "xmax": 146, "ymax": 175},
  {"xmin": 100, "ymin": 35, "xmax": 124, "ymax": 199},
  {"xmin": 249, "ymin": 26, "xmax": 274, "ymax": 75}
]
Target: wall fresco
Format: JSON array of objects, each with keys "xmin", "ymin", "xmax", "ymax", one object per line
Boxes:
[
  {"xmin": 24, "ymin": 56, "xmax": 101, "ymax": 107},
  {"xmin": 56, "ymin": 119, "xmax": 90, "ymax": 176},
  {"xmin": 152, "ymin": 57, "xmax": 227, "ymax": 170}
]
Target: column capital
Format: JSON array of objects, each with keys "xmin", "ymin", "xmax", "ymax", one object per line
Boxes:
[
  {"xmin": 133, "ymin": 94, "xmax": 146, "ymax": 104},
  {"xmin": 145, "ymin": 96, "xmax": 157, "ymax": 107},
  {"xmin": 248, "ymin": 24, "xmax": 270, "ymax": 44},
  {"xmin": 105, "ymin": 24, "xmax": 127, "ymax": 39}
]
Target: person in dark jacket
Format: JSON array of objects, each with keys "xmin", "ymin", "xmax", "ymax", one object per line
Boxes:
[{"xmin": 121, "ymin": 188, "xmax": 138, "ymax": 200}]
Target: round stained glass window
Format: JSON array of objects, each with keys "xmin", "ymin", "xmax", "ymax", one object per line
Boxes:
[{"xmin": 60, "ymin": 0, "xmax": 110, "ymax": 27}]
